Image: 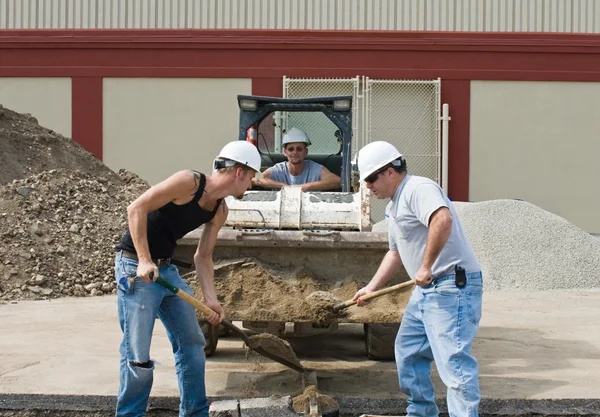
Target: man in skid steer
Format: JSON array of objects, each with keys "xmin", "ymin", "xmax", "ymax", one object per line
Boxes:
[
  {"xmin": 252, "ymin": 127, "xmax": 341, "ymax": 191},
  {"xmin": 352, "ymin": 141, "xmax": 483, "ymax": 417},
  {"xmin": 113, "ymin": 141, "xmax": 261, "ymax": 417}
]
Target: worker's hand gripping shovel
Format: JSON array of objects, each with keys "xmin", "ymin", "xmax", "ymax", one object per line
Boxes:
[
  {"xmin": 332, "ymin": 279, "xmax": 416, "ymax": 313},
  {"xmin": 152, "ymin": 273, "xmax": 316, "ymax": 383}
]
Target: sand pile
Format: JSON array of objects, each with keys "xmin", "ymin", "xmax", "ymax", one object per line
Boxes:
[
  {"xmin": 292, "ymin": 385, "xmax": 339, "ymax": 415},
  {"xmin": 191, "ymin": 259, "xmax": 413, "ymax": 324}
]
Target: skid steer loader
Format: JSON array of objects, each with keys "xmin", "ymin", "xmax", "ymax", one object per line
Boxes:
[{"xmin": 173, "ymin": 95, "xmax": 412, "ymax": 360}]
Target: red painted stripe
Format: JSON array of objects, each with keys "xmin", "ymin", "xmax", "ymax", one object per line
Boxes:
[
  {"xmin": 252, "ymin": 78, "xmax": 282, "ymax": 97},
  {"xmin": 441, "ymin": 80, "xmax": 470, "ymax": 201},
  {"xmin": 71, "ymin": 77, "xmax": 102, "ymax": 160}
]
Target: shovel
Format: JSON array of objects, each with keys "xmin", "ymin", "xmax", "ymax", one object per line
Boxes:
[
  {"xmin": 153, "ymin": 274, "xmax": 317, "ymax": 383},
  {"xmin": 332, "ymin": 279, "xmax": 416, "ymax": 313}
]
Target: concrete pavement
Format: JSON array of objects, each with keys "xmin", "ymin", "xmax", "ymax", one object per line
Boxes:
[{"xmin": 0, "ymin": 291, "xmax": 599, "ymax": 414}]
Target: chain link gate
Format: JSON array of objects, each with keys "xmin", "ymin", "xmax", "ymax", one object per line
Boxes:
[
  {"xmin": 365, "ymin": 78, "xmax": 441, "ymax": 222},
  {"xmin": 283, "ymin": 76, "xmax": 363, "ymax": 154},
  {"xmin": 283, "ymin": 76, "xmax": 442, "ymax": 224}
]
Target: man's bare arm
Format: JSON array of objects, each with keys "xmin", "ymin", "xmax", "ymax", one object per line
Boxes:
[
  {"xmin": 422, "ymin": 207, "xmax": 452, "ymax": 269},
  {"xmin": 414, "ymin": 207, "xmax": 452, "ymax": 286},
  {"xmin": 252, "ymin": 169, "xmax": 288, "ymax": 190},
  {"xmin": 194, "ymin": 202, "xmax": 229, "ymax": 324},
  {"xmin": 297, "ymin": 167, "xmax": 341, "ymax": 192}
]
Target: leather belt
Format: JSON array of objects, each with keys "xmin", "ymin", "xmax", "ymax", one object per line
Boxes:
[{"xmin": 121, "ymin": 250, "xmax": 172, "ymax": 267}]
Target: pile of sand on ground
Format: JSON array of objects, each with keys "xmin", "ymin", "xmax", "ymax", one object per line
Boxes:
[
  {"xmin": 0, "ymin": 105, "xmax": 149, "ymax": 301},
  {"xmin": 292, "ymin": 385, "xmax": 339, "ymax": 414},
  {"xmin": 191, "ymin": 259, "xmax": 413, "ymax": 324}
]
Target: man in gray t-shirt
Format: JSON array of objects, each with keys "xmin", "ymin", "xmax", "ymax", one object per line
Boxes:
[
  {"xmin": 252, "ymin": 127, "xmax": 341, "ymax": 192},
  {"xmin": 353, "ymin": 141, "xmax": 483, "ymax": 417}
]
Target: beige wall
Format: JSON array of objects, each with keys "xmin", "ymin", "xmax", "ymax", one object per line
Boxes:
[
  {"xmin": 470, "ymin": 80, "xmax": 600, "ymax": 233},
  {"xmin": 0, "ymin": 77, "xmax": 72, "ymax": 137},
  {"xmin": 103, "ymin": 78, "xmax": 252, "ymax": 186}
]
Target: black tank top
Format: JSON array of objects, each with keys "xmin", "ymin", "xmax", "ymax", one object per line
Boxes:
[{"xmin": 115, "ymin": 172, "xmax": 222, "ymax": 259}]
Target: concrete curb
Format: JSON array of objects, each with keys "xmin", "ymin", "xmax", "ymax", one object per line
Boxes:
[{"xmin": 1, "ymin": 394, "xmax": 599, "ymax": 416}]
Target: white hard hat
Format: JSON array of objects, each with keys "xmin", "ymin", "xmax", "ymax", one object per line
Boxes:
[
  {"xmin": 357, "ymin": 141, "xmax": 403, "ymax": 181},
  {"xmin": 215, "ymin": 141, "xmax": 262, "ymax": 173},
  {"xmin": 282, "ymin": 127, "xmax": 311, "ymax": 146}
]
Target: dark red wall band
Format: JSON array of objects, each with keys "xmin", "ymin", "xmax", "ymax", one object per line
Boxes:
[
  {"xmin": 3, "ymin": 30, "xmax": 600, "ymax": 200},
  {"xmin": 71, "ymin": 77, "xmax": 103, "ymax": 160}
]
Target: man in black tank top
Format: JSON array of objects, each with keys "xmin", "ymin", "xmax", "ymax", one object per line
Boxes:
[{"xmin": 113, "ymin": 141, "xmax": 261, "ymax": 417}]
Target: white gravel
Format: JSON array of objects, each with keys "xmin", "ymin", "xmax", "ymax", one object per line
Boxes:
[{"xmin": 372, "ymin": 199, "xmax": 600, "ymax": 291}]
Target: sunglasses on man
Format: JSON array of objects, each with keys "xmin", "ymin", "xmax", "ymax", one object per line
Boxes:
[{"xmin": 364, "ymin": 166, "xmax": 389, "ymax": 184}]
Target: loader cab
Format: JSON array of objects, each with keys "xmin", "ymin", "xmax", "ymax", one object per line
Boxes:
[{"xmin": 237, "ymin": 95, "xmax": 354, "ymax": 192}]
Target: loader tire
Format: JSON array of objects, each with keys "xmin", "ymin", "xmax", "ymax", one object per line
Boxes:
[
  {"xmin": 364, "ymin": 323, "xmax": 399, "ymax": 361},
  {"xmin": 199, "ymin": 320, "xmax": 219, "ymax": 357}
]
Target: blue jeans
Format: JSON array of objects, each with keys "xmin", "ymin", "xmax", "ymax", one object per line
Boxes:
[
  {"xmin": 114, "ymin": 252, "xmax": 209, "ymax": 417},
  {"xmin": 395, "ymin": 272, "xmax": 483, "ymax": 417}
]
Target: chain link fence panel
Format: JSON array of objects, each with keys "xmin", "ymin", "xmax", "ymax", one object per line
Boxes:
[{"xmin": 283, "ymin": 76, "xmax": 441, "ymax": 224}]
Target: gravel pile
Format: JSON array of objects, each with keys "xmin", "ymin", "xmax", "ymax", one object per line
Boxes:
[
  {"xmin": 0, "ymin": 169, "xmax": 148, "ymax": 301},
  {"xmin": 0, "ymin": 104, "xmax": 150, "ymax": 301},
  {"xmin": 372, "ymin": 199, "xmax": 600, "ymax": 291},
  {"xmin": 455, "ymin": 199, "xmax": 600, "ymax": 291}
]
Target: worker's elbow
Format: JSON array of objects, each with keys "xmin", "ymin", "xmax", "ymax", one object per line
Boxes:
[
  {"xmin": 440, "ymin": 210, "xmax": 453, "ymax": 232},
  {"xmin": 193, "ymin": 252, "xmax": 212, "ymax": 266},
  {"xmin": 126, "ymin": 202, "xmax": 142, "ymax": 219}
]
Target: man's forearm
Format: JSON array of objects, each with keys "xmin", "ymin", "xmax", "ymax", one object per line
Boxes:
[
  {"xmin": 255, "ymin": 178, "xmax": 287, "ymax": 189},
  {"xmin": 422, "ymin": 212, "xmax": 452, "ymax": 269},
  {"xmin": 301, "ymin": 178, "xmax": 340, "ymax": 192},
  {"xmin": 194, "ymin": 255, "xmax": 218, "ymax": 303},
  {"xmin": 367, "ymin": 250, "xmax": 403, "ymax": 290},
  {"xmin": 127, "ymin": 206, "xmax": 152, "ymax": 261}
]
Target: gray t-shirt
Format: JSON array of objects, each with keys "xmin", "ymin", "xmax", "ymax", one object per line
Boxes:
[
  {"xmin": 269, "ymin": 160, "xmax": 323, "ymax": 185},
  {"xmin": 387, "ymin": 175, "xmax": 481, "ymax": 279}
]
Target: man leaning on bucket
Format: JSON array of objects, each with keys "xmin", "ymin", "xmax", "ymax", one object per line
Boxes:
[
  {"xmin": 113, "ymin": 141, "xmax": 262, "ymax": 417},
  {"xmin": 352, "ymin": 141, "xmax": 484, "ymax": 417}
]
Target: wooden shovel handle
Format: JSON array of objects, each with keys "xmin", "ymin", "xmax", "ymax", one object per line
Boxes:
[
  {"xmin": 333, "ymin": 279, "xmax": 416, "ymax": 312},
  {"xmin": 154, "ymin": 275, "xmax": 215, "ymax": 317}
]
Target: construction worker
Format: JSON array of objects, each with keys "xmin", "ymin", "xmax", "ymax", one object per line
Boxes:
[
  {"xmin": 352, "ymin": 141, "xmax": 483, "ymax": 417},
  {"xmin": 253, "ymin": 127, "xmax": 341, "ymax": 191},
  {"xmin": 113, "ymin": 141, "xmax": 261, "ymax": 417}
]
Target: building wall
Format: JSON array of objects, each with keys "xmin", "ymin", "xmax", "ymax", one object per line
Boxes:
[
  {"xmin": 103, "ymin": 78, "xmax": 251, "ymax": 185},
  {"xmin": 470, "ymin": 80, "xmax": 600, "ymax": 233},
  {"xmin": 0, "ymin": 77, "xmax": 72, "ymax": 137},
  {"xmin": 1, "ymin": 30, "xmax": 600, "ymax": 231},
  {"xmin": 2, "ymin": 0, "xmax": 600, "ymax": 32}
]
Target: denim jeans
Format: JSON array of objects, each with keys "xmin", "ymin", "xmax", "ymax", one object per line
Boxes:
[
  {"xmin": 395, "ymin": 272, "xmax": 483, "ymax": 417},
  {"xmin": 114, "ymin": 252, "xmax": 209, "ymax": 417}
]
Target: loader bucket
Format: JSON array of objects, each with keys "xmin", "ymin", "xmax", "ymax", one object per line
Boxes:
[{"xmin": 174, "ymin": 227, "xmax": 413, "ymax": 360}]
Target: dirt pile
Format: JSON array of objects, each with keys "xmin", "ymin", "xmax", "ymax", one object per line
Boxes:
[
  {"xmin": 0, "ymin": 104, "xmax": 149, "ymax": 301},
  {"xmin": 292, "ymin": 385, "xmax": 339, "ymax": 414},
  {"xmin": 0, "ymin": 169, "xmax": 148, "ymax": 301},
  {"xmin": 191, "ymin": 259, "xmax": 413, "ymax": 323},
  {"xmin": 0, "ymin": 104, "xmax": 122, "ymax": 184}
]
